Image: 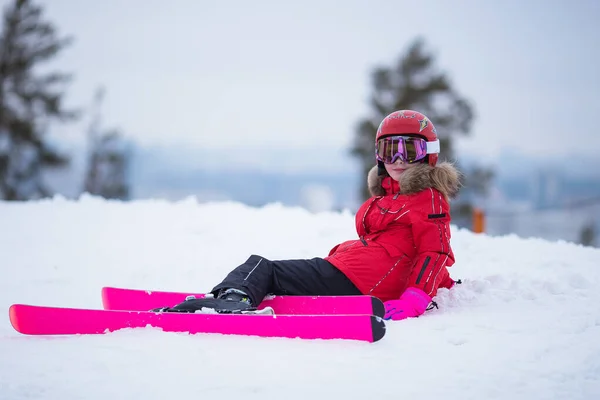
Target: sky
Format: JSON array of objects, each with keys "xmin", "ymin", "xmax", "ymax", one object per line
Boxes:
[
  {"xmin": 4, "ymin": 0, "xmax": 600, "ymax": 164},
  {"xmin": 1, "ymin": 198, "xmax": 600, "ymax": 399}
]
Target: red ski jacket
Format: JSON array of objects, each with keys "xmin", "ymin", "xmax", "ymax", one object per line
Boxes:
[{"xmin": 325, "ymin": 163, "xmax": 461, "ymax": 302}]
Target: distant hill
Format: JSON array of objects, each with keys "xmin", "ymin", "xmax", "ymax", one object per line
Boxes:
[{"xmin": 42, "ymin": 141, "xmax": 600, "ymax": 246}]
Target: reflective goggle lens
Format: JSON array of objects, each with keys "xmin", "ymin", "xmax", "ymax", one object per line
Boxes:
[{"xmin": 376, "ymin": 136, "xmax": 428, "ymax": 164}]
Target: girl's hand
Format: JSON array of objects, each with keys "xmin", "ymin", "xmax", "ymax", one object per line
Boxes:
[{"xmin": 383, "ymin": 287, "xmax": 432, "ymax": 321}]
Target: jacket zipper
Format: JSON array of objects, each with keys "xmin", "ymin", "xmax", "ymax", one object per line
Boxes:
[{"xmin": 415, "ymin": 256, "xmax": 431, "ymax": 285}]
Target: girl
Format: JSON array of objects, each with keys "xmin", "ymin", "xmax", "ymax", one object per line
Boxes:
[{"xmin": 164, "ymin": 110, "xmax": 461, "ymax": 321}]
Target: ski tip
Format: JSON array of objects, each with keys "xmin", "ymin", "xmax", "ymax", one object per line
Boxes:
[
  {"xmin": 100, "ymin": 287, "xmax": 109, "ymax": 309},
  {"xmin": 371, "ymin": 296, "xmax": 385, "ymax": 318},
  {"xmin": 9, "ymin": 304, "xmax": 23, "ymax": 334},
  {"xmin": 370, "ymin": 315, "xmax": 386, "ymax": 342}
]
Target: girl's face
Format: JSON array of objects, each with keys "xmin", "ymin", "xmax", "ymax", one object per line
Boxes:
[{"xmin": 384, "ymin": 159, "xmax": 421, "ymax": 182}]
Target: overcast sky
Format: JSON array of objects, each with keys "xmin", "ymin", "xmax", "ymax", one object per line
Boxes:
[{"xmin": 9, "ymin": 0, "xmax": 600, "ymax": 163}]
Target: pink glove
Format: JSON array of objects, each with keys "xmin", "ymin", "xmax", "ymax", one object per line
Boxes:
[{"xmin": 384, "ymin": 287, "xmax": 432, "ymax": 321}]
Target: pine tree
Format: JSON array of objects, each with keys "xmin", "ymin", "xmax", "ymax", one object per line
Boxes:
[
  {"xmin": 351, "ymin": 38, "xmax": 494, "ymax": 227},
  {"xmin": 579, "ymin": 222, "xmax": 597, "ymax": 247},
  {"xmin": 83, "ymin": 87, "xmax": 131, "ymax": 200},
  {"xmin": 0, "ymin": 0, "xmax": 77, "ymax": 200},
  {"xmin": 352, "ymin": 38, "xmax": 477, "ymax": 200}
]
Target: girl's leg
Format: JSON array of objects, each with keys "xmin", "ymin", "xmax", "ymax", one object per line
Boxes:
[{"xmin": 211, "ymin": 254, "xmax": 361, "ymax": 306}]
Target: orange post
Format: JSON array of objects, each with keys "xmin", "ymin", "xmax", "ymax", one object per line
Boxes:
[{"xmin": 472, "ymin": 207, "xmax": 486, "ymax": 233}]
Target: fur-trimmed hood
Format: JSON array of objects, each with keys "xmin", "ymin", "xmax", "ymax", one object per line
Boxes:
[{"xmin": 367, "ymin": 162, "xmax": 462, "ymax": 200}]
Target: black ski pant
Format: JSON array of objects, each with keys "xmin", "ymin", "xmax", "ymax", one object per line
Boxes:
[{"xmin": 211, "ymin": 254, "xmax": 362, "ymax": 306}]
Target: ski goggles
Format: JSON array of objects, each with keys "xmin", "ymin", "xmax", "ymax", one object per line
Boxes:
[{"xmin": 376, "ymin": 136, "xmax": 440, "ymax": 164}]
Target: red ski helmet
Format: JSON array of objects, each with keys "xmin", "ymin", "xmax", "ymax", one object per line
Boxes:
[{"xmin": 375, "ymin": 110, "xmax": 440, "ymax": 167}]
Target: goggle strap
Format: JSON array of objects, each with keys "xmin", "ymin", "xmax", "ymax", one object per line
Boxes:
[{"xmin": 426, "ymin": 139, "xmax": 440, "ymax": 154}]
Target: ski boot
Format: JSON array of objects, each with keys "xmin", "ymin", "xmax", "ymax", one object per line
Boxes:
[{"xmin": 151, "ymin": 288, "xmax": 256, "ymax": 314}]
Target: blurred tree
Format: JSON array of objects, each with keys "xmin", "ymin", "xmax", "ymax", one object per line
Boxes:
[
  {"xmin": 83, "ymin": 87, "xmax": 131, "ymax": 200},
  {"xmin": 578, "ymin": 221, "xmax": 596, "ymax": 247},
  {"xmin": 0, "ymin": 0, "xmax": 77, "ymax": 200},
  {"xmin": 351, "ymin": 37, "xmax": 493, "ymax": 224}
]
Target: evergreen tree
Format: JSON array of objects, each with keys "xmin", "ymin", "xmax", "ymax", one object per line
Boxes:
[
  {"xmin": 0, "ymin": 0, "xmax": 77, "ymax": 200},
  {"xmin": 83, "ymin": 87, "xmax": 131, "ymax": 200},
  {"xmin": 579, "ymin": 221, "xmax": 596, "ymax": 247},
  {"xmin": 352, "ymin": 38, "xmax": 491, "ymax": 215}
]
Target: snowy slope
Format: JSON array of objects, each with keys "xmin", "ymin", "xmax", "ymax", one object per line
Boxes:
[{"xmin": 1, "ymin": 196, "xmax": 599, "ymax": 400}]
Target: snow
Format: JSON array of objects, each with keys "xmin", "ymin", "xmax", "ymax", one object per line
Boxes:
[{"xmin": 1, "ymin": 196, "xmax": 599, "ymax": 400}]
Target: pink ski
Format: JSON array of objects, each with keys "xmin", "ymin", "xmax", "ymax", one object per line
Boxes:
[
  {"xmin": 9, "ymin": 304, "xmax": 386, "ymax": 342},
  {"xmin": 101, "ymin": 286, "xmax": 385, "ymax": 317}
]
